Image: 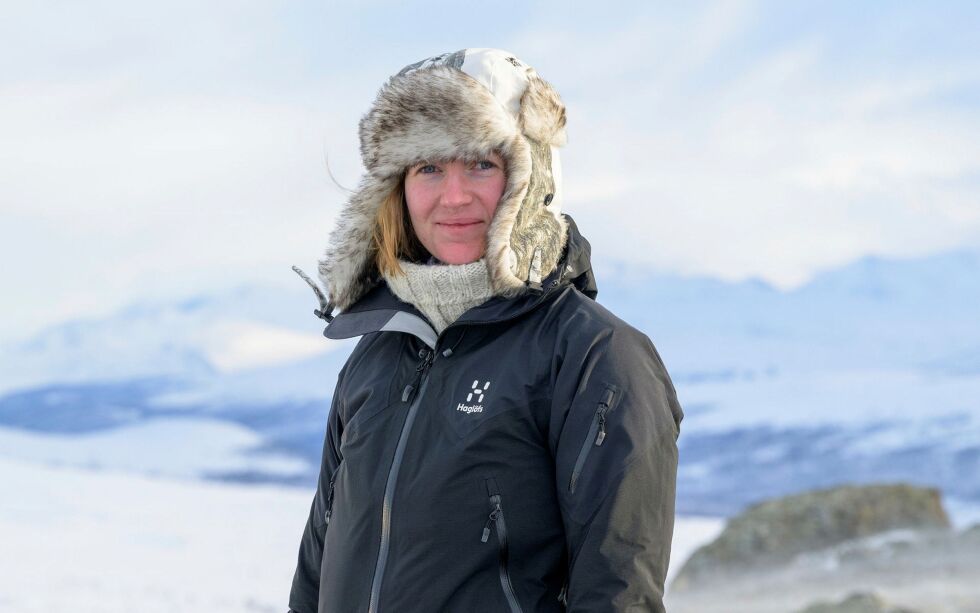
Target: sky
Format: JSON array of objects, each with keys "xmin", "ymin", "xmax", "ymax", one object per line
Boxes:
[{"xmin": 2, "ymin": 1, "xmax": 979, "ymax": 341}]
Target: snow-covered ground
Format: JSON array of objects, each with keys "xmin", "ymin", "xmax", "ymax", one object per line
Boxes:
[
  {"xmin": 0, "ymin": 457, "xmax": 722, "ymax": 612},
  {"xmin": 665, "ymin": 515, "xmax": 725, "ymax": 583},
  {"xmin": 0, "ymin": 419, "xmax": 306, "ymax": 480}
]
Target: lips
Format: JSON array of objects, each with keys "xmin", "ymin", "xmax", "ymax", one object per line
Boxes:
[{"xmin": 437, "ymin": 220, "xmax": 482, "ymax": 227}]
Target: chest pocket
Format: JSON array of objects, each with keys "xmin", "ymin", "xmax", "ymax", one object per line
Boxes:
[
  {"xmin": 440, "ymin": 373, "xmax": 545, "ymax": 440},
  {"xmin": 434, "ymin": 326, "xmax": 550, "ymax": 440},
  {"xmin": 337, "ymin": 335, "xmax": 417, "ymax": 448}
]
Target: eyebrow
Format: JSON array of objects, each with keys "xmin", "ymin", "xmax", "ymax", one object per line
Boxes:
[{"xmin": 410, "ymin": 153, "xmax": 503, "ymax": 170}]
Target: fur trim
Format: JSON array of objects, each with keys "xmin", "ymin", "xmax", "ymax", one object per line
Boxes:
[
  {"xmin": 319, "ymin": 49, "xmax": 569, "ymax": 311},
  {"xmin": 519, "ymin": 75, "xmax": 567, "ymax": 147}
]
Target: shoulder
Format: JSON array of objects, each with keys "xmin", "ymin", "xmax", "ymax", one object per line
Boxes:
[
  {"xmin": 335, "ymin": 331, "xmax": 403, "ymax": 388},
  {"xmin": 540, "ymin": 286, "xmax": 656, "ymax": 356},
  {"xmin": 543, "ymin": 287, "xmax": 683, "ymax": 428}
]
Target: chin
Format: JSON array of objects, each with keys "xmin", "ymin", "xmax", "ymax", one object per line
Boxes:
[{"xmin": 435, "ymin": 246, "xmax": 484, "ymax": 265}]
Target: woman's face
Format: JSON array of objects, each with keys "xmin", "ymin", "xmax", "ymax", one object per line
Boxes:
[{"xmin": 403, "ymin": 152, "xmax": 506, "ymax": 264}]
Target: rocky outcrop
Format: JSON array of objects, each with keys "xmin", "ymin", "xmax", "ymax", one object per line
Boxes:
[
  {"xmin": 671, "ymin": 483, "xmax": 949, "ymax": 591},
  {"xmin": 795, "ymin": 591, "xmax": 919, "ymax": 613}
]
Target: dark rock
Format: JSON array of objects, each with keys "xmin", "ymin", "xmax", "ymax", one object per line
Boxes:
[
  {"xmin": 671, "ymin": 483, "xmax": 949, "ymax": 591},
  {"xmin": 795, "ymin": 591, "xmax": 920, "ymax": 613}
]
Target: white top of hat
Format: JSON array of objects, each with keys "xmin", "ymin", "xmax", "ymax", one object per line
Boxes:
[{"xmin": 398, "ymin": 48, "xmax": 531, "ymax": 117}]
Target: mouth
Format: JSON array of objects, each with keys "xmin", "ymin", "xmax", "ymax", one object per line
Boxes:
[{"xmin": 437, "ymin": 220, "xmax": 483, "ymax": 228}]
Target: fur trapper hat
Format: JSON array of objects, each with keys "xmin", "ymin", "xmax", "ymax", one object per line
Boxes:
[{"xmin": 317, "ymin": 48, "xmax": 569, "ymax": 312}]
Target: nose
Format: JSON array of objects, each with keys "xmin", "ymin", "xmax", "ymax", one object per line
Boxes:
[{"xmin": 439, "ymin": 164, "xmax": 473, "ymax": 208}]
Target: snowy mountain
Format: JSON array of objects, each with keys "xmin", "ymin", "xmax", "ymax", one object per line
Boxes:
[
  {"xmin": 0, "ymin": 283, "xmax": 350, "ymax": 396},
  {"xmin": 1, "ymin": 248, "xmax": 979, "ymax": 518},
  {"xmin": 0, "ymin": 280, "xmax": 353, "ymax": 485},
  {"xmin": 597, "ymin": 249, "xmax": 980, "ymax": 515}
]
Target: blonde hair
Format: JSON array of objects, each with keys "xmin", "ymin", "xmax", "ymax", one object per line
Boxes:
[{"xmin": 373, "ymin": 178, "xmax": 427, "ymax": 277}]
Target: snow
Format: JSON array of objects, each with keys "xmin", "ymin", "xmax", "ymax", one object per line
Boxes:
[
  {"xmin": 0, "ymin": 246, "xmax": 977, "ymax": 561},
  {"xmin": 666, "ymin": 516, "xmax": 725, "ymax": 585},
  {"xmin": 0, "ymin": 457, "xmax": 721, "ymax": 612},
  {"xmin": 0, "ymin": 420, "xmax": 306, "ymax": 480},
  {"xmin": 682, "ymin": 367, "xmax": 980, "ymax": 432},
  {"xmin": 945, "ymin": 496, "xmax": 980, "ymax": 530},
  {"xmin": 198, "ymin": 319, "xmax": 340, "ymax": 373},
  {"xmin": 0, "ymin": 456, "xmax": 307, "ymax": 613},
  {"xmin": 0, "ymin": 283, "xmax": 345, "ymax": 396}
]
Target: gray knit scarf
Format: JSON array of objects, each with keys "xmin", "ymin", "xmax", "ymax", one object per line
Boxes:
[{"xmin": 382, "ymin": 256, "xmax": 495, "ymax": 334}]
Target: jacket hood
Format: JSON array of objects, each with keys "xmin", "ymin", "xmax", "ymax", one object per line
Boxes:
[
  {"xmin": 552, "ymin": 213, "xmax": 596, "ymax": 301},
  {"xmin": 317, "ymin": 48, "xmax": 570, "ymax": 313}
]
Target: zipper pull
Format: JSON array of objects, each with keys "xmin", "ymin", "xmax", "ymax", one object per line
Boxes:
[
  {"xmin": 557, "ymin": 581, "xmax": 568, "ymax": 605},
  {"xmin": 480, "ymin": 507, "xmax": 501, "ymax": 543},
  {"xmin": 595, "ymin": 407, "xmax": 608, "ymax": 446},
  {"xmin": 324, "ymin": 477, "xmax": 336, "ymax": 525},
  {"xmin": 416, "ymin": 347, "xmax": 432, "ymax": 371},
  {"xmin": 402, "ymin": 349, "xmax": 434, "ymax": 403}
]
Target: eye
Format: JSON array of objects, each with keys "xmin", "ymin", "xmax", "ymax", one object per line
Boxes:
[
  {"xmin": 416, "ymin": 163, "xmax": 438, "ymax": 175},
  {"xmin": 474, "ymin": 160, "xmax": 497, "ymax": 171}
]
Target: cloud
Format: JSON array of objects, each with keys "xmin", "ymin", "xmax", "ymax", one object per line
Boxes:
[
  {"xmin": 1, "ymin": 0, "xmax": 978, "ymax": 339},
  {"xmin": 514, "ymin": 6, "xmax": 980, "ymax": 288}
]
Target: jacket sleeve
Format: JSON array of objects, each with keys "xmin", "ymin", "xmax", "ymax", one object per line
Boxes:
[
  {"xmin": 287, "ymin": 364, "xmax": 347, "ymax": 613},
  {"xmin": 550, "ymin": 324, "xmax": 683, "ymax": 613}
]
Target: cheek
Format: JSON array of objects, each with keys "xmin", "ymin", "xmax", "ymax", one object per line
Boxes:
[
  {"xmin": 403, "ymin": 182, "xmax": 431, "ymax": 225},
  {"xmin": 484, "ymin": 174, "xmax": 507, "ymax": 216}
]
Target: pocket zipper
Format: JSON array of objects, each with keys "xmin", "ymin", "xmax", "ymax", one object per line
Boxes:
[
  {"xmin": 324, "ymin": 464, "xmax": 341, "ymax": 527},
  {"xmin": 568, "ymin": 386, "xmax": 618, "ymax": 493},
  {"xmin": 480, "ymin": 481, "xmax": 525, "ymax": 613}
]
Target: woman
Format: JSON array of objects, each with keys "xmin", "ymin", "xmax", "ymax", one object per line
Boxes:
[{"xmin": 289, "ymin": 48, "xmax": 683, "ymax": 613}]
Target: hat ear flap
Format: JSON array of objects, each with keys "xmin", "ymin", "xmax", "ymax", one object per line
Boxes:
[{"xmin": 518, "ymin": 74, "xmax": 567, "ymax": 147}]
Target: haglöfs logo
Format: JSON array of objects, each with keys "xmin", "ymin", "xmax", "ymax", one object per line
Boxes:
[{"xmin": 458, "ymin": 380, "xmax": 490, "ymax": 414}]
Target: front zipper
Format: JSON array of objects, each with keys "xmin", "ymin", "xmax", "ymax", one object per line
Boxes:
[
  {"xmin": 367, "ymin": 346, "xmax": 434, "ymax": 613},
  {"xmin": 480, "ymin": 479, "xmax": 525, "ymax": 613},
  {"xmin": 568, "ymin": 386, "xmax": 618, "ymax": 493},
  {"xmin": 358, "ymin": 296, "xmax": 560, "ymax": 611}
]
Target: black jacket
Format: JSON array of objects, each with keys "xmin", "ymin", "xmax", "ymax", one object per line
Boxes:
[{"xmin": 288, "ymin": 218, "xmax": 683, "ymax": 612}]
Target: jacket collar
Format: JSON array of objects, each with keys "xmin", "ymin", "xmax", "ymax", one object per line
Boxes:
[{"xmin": 321, "ymin": 213, "xmax": 596, "ymax": 350}]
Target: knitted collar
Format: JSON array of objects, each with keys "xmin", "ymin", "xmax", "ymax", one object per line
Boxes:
[{"xmin": 382, "ymin": 257, "xmax": 495, "ymax": 334}]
